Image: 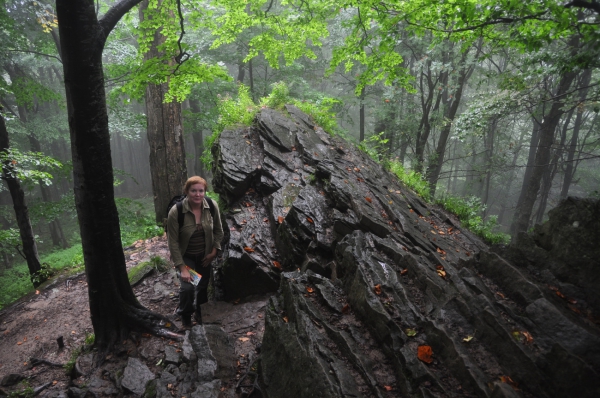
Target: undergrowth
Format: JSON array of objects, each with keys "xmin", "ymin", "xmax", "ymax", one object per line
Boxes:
[
  {"xmin": 0, "ymin": 198, "xmax": 160, "ymax": 310},
  {"xmin": 361, "ymin": 134, "xmax": 509, "ymax": 245},
  {"xmin": 201, "ymin": 82, "xmax": 341, "ymax": 169}
]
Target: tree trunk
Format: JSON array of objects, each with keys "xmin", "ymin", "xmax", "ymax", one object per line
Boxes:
[
  {"xmin": 140, "ymin": 0, "xmax": 188, "ymax": 225},
  {"xmin": 188, "ymin": 98, "xmax": 205, "ymax": 176},
  {"xmin": 56, "ymin": 0, "xmax": 180, "ymax": 355},
  {"xmin": 426, "ymin": 45, "xmax": 478, "ymax": 197},
  {"xmin": 0, "ymin": 110, "xmax": 43, "ymax": 286},
  {"xmin": 560, "ymin": 69, "xmax": 592, "ymax": 199},
  {"xmin": 511, "ymin": 68, "xmax": 578, "ymax": 238}
]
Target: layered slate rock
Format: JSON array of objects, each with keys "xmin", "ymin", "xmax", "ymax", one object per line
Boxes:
[{"xmin": 212, "ymin": 106, "xmax": 600, "ymax": 397}]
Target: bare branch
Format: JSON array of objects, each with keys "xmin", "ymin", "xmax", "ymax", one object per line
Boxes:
[{"xmin": 99, "ymin": 0, "xmax": 145, "ymax": 39}]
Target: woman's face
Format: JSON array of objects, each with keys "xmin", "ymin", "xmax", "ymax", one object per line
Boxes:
[{"xmin": 187, "ymin": 183, "xmax": 206, "ymax": 207}]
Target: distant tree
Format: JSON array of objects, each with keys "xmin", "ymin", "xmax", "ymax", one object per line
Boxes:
[{"xmin": 0, "ymin": 107, "xmax": 43, "ymax": 286}]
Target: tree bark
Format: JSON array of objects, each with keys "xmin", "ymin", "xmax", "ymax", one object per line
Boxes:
[
  {"xmin": 56, "ymin": 0, "xmax": 181, "ymax": 355},
  {"xmin": 511, "ymin": 68, "xmax": 578, "ymax": 238},
  {"xmin": 560, "ymin": 69, "xmax": 592, "ymax": 199},
  {"xmin": 0, "ymin": 109, "xmax": 43, "ymax": 286},
  {"xmin": 139, "ymin": 0, "xmax": 188, "ymax": 225},
  {"xmin": 188, "ymin": 98, "xmax": 204, "ymax": 176}
]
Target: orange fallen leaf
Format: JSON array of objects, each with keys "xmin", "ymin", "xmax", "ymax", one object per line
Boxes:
[
  {"xmin": 568, "ymin": 298, "xmax": 577, "ymax": 304},
  {"xmin": 417, "ymin": 345, "xmax": 433, "ymax": 364},
  {"xmin": 341, "ymin": 304, "xmax": 350, "ymax": 313},
  {"xmin": 436, "ymin": 265, "xmax": 444, "ymax": 270},
  {"xmin": 52, "ymin": 381, "xmax": 58, "ymax": 386},
  {"xmin": 556, "ymin": 291, "xmax": 566, "ymax": 299},
  {"xmin": 365, "ymin": 197, "xmax": 372, "ymax": 203},
  {"xmin": 438, "ymin": 231, "xmax": 445, "ymax": 235},
  {"xmin": 500, "ymin": 375, "xmax": 519, "ymax": 390},
  {"xmin": 374, "ymin": 284, "xmax": 382, "ymax": 295},
  {"xmin": 384, "ymin": 385, "xmax": 393, "ymax": 391},
  {"xmin": 306, "ymin": 217, "xmax": 314, "ymax": 223},
  {"xmin": 263, "ymin": 218, "xmax": 269, "ymax": 223},
  {"xmin": 496, "ymin": 292, "xmax": 506, "ymax": 299},
  {"xmin": 243, "ymin": 247, "xmax": 255, "ymax": 253},
  {"xmin": 465, "ymin": 252, "xmax": 470, "ymax": 256},
  {"xmin": 278, "ymin": 216, "xmax": 284, "ymax": 224},
  {"xmin": 448, "ymin": 227, "xmax": 453, "ymax": 233},
  {"xmin": 437, "ymin": 269, "xmax": 447, "ymax": 278},
  {"xmin": 400, "ymin": 268, "xmax": 408, "ymax": 276},
  {"xmin": 35, "ymin": 290, "xmax": 40, "ymax": 295},
  {"xmin": 282, "ymin": 316, "xmax": 289, "ymax": 323},
  {"xmin": 238, "ymin": 337, "xmax": 250, "ymax": 342},
  {"xmin": 521, "ymin": 331, "xmax": 533, "ymax": 343},
  {"xmin": 17, "ymin": 341, "xmax": 22, "ymax": 345},
  {"xmin": 306, "ymin": 287, "xmax": 314, "ymax": 293},
  {"xmin": 273, "ymin": 261, "xmax": 282, "ymax": 269},
  {"xmin": 246, "ymin": 331, "xmax": 256, "ymax": 336},
  {"xmin": 436, "ymin": 247, "xmax": 446, "ymax": 255},
  {"xmin": 353, "ymin": 167, "xmax": 360, "ymax": 172}
]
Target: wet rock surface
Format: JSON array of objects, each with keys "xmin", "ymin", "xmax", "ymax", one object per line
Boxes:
[{"xmin": 212, "ymin": 106, "xmax": 600, "ymax": 397}]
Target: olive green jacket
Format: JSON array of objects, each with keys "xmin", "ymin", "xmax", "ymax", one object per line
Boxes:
[{"xmin": 167, "ymin": 197, "xmax": 224, "ymax": 270}]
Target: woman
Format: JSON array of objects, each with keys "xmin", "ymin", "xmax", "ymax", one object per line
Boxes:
[{"xmin": 167, "ymin": 176, "xmax": 224, "ymax": 329}]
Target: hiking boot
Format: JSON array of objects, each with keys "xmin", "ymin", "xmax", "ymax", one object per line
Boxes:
[
  {"xmin": 193, "ymin": 312, "xmax": 203, "ymax": 325},
  {"xmin": 181, "ymin": 315, "xmax": 192, "ymax": 329}
]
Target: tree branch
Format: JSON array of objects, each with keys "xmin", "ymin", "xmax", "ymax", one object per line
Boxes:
[
  {"xmin": 99, "ymin": 0, "xmax": 145, "ymax": 38},
  {"xmin": 5, "ymin": 49, "xmax": 62, "ymax": 64},
  {"xmin": 564, "ymin": 0, "xmax": 600, "ymax": 14}
]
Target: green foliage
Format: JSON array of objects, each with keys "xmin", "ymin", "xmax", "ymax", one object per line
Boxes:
[
  {"xmin": 7, "ymin": 382, "xmax": 34, "ymax": 398},
  {"xmin": 64, "ymin": 346, "xmax": 81, "ymax": 376},
  {"xmin": 358, "ymin": 132, "xmax": 389, "ymax": 163},
  {"xmin": 84, "ymin": 332, "xmax": 95, "ymax": 346},
  {"xmin": 116, "ymin": 198, "xmax": 163, "ymax": 244},
  {"xmin": 388, "ymin": 160, "xmax": 431, "ymax": 201},
  {"xmin": 201, "ymin": 82, "xmax": 343, "ymax": 169},
  {"xmin": 0, "ymin": 228, "xmax": 20, "ymax": 261},
  {"xmin": 0, "ymin": 149, "xmax": 63, "ymax": 187},
  {"xmin": 435, "ymin": 195, "xmax": 510, "ymax": 245},
  {"xmin": 30, "ymin": 262, "xmax": 54, "ymax": 286}
]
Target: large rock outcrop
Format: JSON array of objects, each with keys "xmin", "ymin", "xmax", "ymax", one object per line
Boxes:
[{"xmin": 212, "ymin": 106, "xmax": 600, "ymax": 398}]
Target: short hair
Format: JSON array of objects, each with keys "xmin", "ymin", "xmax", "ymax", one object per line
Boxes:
[{"xmin": 184, "ymin": 176, "xmax": 207, "ymax": 194}]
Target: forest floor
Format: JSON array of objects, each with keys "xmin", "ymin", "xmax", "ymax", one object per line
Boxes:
[{"xmin": 0, "ymin": 234, "xmax": 270, "ymax": 397}]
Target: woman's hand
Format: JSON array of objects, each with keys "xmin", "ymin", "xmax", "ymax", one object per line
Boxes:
[
  {"xmin": 202, "ymin": 249, "xmax": 217, "ymax": 267},
  {"xmin": 180, "ymin": 266, "xmax": 191, "ymax": 283}
]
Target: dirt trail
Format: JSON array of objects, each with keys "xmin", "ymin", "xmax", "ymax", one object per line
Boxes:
[{"xmin": 0, "ymin": 235, "xmax": 268, "ymax": 397}]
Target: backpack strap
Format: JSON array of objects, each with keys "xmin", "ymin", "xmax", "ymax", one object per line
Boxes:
[
  {"xmin": 206, "ymin": 197, "xmax": 216, "ymax": 220},
  {"xmin": 176, "ymin": 201, "xmax": 184, "ymax": 230}
]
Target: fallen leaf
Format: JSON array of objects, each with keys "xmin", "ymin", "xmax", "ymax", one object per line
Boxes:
[
  {"xmin": 436, "ymin": 247, "xmax": 446, "ymax": 255},
  {"xmin": 306, "ymin": 217, "xmax": 314, "ymax": 223},
  {"xmin": 400, "ymin": 268, "xmax": 408, "ymax": 276},
  {"xmin": 23, "ymin": 337, "xmax": 27, "ymax": 342},
  {"xmin": 278, "ymin": 216, "xmax": 284, "ymax": 224},
  {"xmin": 465, "ymin": 251, "xmax": 470, "ymax": 256},
  {"xmin": 500, "ymin": 375, "xmax": 519, "ymax": 390},
  {"xmin": 34, "ymin": 336, "xmax": 39, "ymax": 340},
  {"xmin": 430, "ymin": 230, "xmax": 437, "ymax": 235},
  {"xmin": 567, "ymin": 298, "xmax": 577, "ymax": 305},
  {"xmin": 142, "ymin": 333, "xmax": 151, "ymax": 338},
  {"xmin": 233, "ymin": 298, "xmax": 241, "ymax": 304},
  {"xmin": 251, "ymin": 233, "xmax": 255, "ymax": 239},
  {"xmin": 71, "ymin": 331, "xmax": 76, "ymax": 335},
  {"xmin": 353, "ymin": 167, "xmax": 360, "ymax": 172},
  {"xmin": 417, "ymin": 345, "xmax": 433, "ymax": 364},
  {"xmin": 521, "ymin": 331, "xmax": 533, "ymax": 343},
  {"xmin": 448, "ymin": 227, "xmax": 453, "ymax": 233},
  {"xmin": 243, "ymin": 247, "xmax": 255, "ymax": 253},
  {"xmin": 384, "ymin": 385, "xmax": 393, "ymax": 391},
  {"xmin": 35, "ymin": 290, "xmax": 40, "ymax": 295},
  {"xmin": 246, "ymin": 140, "xmax": 251, "ymax": 145},
  {"xmin": 409, "ymin": 209, "xmax": 414, "ymax": 213},
  {"xmin": 341, "ymin": 304, "xmax": 350, "ymax": 314},
  {"xmin": 263, "ymin": 217, "xmax": 269, "ymax": 223},
  {"xmin": 364, "ymin": 197, "xmax": 372, "ymax": 204},
  {"xmin": 548, "ymin": 285, "xmax": 558, "ymax": 291},
  {"xmin": 556, "ymin": 291, "xmax": 566, "ymax": 299},
  {"xmin": 17, "ymin": 341, "xmax": 22, "ymax": 345},
  {"xmin": 438, "ymin": 231, "xmax": 446, "ymax": 235},
  {"xmin": 496, "ymin": 292, "xmax": 506, "ymax": 299},
  {"xmin": 306, "ymin": 287, "xmax": 314, "ymax": 293},
  {"xmin": 273, "ymin": 261, "xmax": 282, "ymax": 269},
  {"xmin": 246, "ymin": 331, "xmax": 256, "ymax": 336},
  {"xmin": 374, "ymin": 284, "xmax": 382, "ymax": 295},
  {"xmin": 436, "ymin": 265, "xmax": 444, "ymax": 270},
  {"xmin": 52, "ymin": 381, "xmax": 58, "ymax": 386},
  {"xmin": 238, "ymin": 337, "xmax": 250, "ymax": 342},
  {"xmin": 405, "ymin": 328, "xmax": 417, "ymax": 337},
  {"xmin": 437, "ymin": 269, "xmax": 447, "ymax": 278},
  {"xmin": 282, "ymin": 316, "xmax": 288, "ymax": 323},
  {"xmin": 462, "ymin": 335, "xmax": 474, "ymax": 343}
]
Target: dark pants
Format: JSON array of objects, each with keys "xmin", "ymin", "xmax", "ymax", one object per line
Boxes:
[{"xmin": 177, "ymin": 254, "xmax": 211, "ymax": 318}]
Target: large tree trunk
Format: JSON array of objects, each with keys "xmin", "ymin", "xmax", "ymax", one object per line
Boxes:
[
  {"xmin": 188, "ymin": 98, "xmax": 205, "ymax": 176},
  {"xmin": 511, "ymin": 69, "xmax": 578, "ymax": 238},
  {"xmin": 140, "ymin": 0, "xmax": 188, "ymax": 225},
  {"xmin": 0, "ymin": 109, "xmax": 43, "ymax": 286},
  {"xmin": 56, "ymin": 0, "xmax": 180, "ymax": 355}
]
